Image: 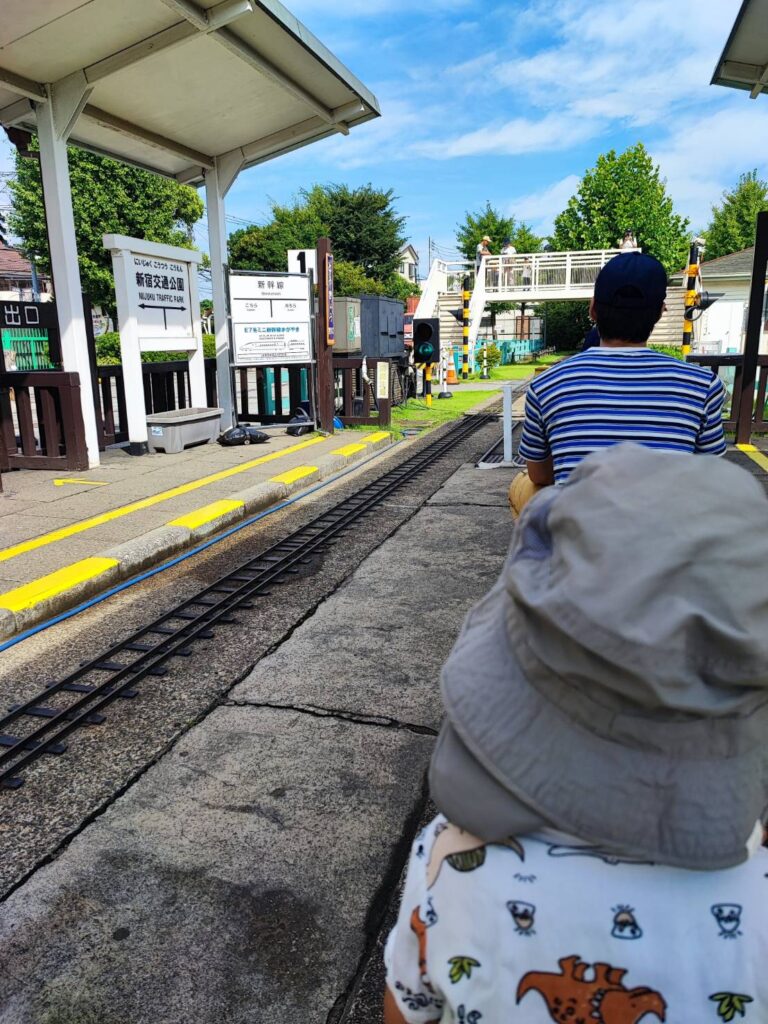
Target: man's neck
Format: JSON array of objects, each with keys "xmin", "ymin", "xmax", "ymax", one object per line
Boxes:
[{"xmin": 599, "ymin": 339, "xmax": 646, "ymax": 348}]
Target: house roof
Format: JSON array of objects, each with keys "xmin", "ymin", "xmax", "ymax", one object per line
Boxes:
[
  {"xmin": 0, "ymin": 0, "xmax": 380, "ymax": 185},
  {"xmin": 670, "ymin": 246, "xmax": 759, "ymax": 281},
  {"xmin": 399, "ymin": 244, "xmax": 419, "ymax": 262},
  {"xmin": 711, "ymin": 0, "xmax": 768, "ymax": 98},
  {"xmin": 0, "ymin": 241, "xmax": 35, "ymax": 279}
]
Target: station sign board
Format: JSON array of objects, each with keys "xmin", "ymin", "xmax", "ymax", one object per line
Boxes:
[
  {"xmin": 0, "ymin": 299, "xmax": 58, "ymax": 331},
  {"xmin": 229, "ymin": 272, "xmax": 313, "ymax": 366}
]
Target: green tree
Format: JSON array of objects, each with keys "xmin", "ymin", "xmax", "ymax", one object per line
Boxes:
[
  {"xmin": 8, "ymin": 142, "xmax": 203, "ymax": 311},
  {"xmin": 704, "ymin": 170, "xmax": 768, "ymax": 260},
  {"xmin": 552, "ymin": 143, "xmax": 689, "ymax": 273},
  {"xmin": 228, "ymin": 182, "xmax": 407, "ymax": 284},
  {"xmin": 545, "ymin": 300, "xmax": 592, "ymax": 351},
  {"xmin": 456, "ymin": 203, "xmax": 542, "ymax": 339},
  {"xmin": 456, "ymin": 202, "xmax": 541, "ymax": 259}
]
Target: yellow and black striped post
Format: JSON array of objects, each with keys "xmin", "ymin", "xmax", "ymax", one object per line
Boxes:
[
  {"xmin": 682, "ymin": 240, "xmax": 702, "ymax": 357},
  {"xmin": 462, "ymin": 275, "xmax": 470, "ymax": 380},
  {"xmin": 425, "ymin": 364, "xmax": 432, "ymax": 408}
]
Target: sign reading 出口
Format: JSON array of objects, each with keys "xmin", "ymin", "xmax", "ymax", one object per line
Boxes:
[{"xmin": 229, "ymin": 272, "xmax": 313, "ymax": 366}]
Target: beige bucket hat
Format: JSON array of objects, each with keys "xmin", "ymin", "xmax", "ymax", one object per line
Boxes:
[{"xmin": 430, "ymin": 444, "xmax": 768, "ymax": 869}]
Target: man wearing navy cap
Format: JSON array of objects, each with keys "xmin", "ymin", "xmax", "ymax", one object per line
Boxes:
[{"xmin": 517, "ymin": 252, "xmax": 726, "ymax": 491}]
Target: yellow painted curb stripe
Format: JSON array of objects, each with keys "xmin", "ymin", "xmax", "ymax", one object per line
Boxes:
[
  {"xmin": 736, "ymin": 444, "xmax": 768, "ymax": 473},
  {"xmin": 363, "ymin": 432, "xmax": 390, "ymax": 444},
  {"xmin": 270, "ymin": 466, "xmax": 318, "ymax": 486},
  {"xmin": 0, "ymin": 435, "xmax": 325, "ymax": 565},
  {"xmin": 333, "ymin": 443, "xmax": 367, "ymax": 458},
  {"xmin": 168, "ymin": 499, "xmax": 244, "ymax": 531},
  {"xmin": 0, "ymin": 557, "xmax": 119, "ymax": 613}
]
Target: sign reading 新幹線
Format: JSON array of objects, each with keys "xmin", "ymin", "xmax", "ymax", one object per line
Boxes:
[{"xmin": 229, "ymin": 272, "xmax": 313, "ymax": 367}]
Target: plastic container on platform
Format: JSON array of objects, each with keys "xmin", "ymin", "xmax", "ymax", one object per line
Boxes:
[{"xmin": 146, "ymin": 407, "xmax": 223, "ymax": 454}]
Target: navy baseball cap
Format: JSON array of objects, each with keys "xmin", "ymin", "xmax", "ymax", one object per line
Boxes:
[{"xmin": 594, "ymin": 252, "xmax": 667, "ymax": 310}]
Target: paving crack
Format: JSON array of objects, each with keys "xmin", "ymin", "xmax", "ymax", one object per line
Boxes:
[{"xmin": 225, "ymin": 699, "xmax": 439, "ymax": 737}]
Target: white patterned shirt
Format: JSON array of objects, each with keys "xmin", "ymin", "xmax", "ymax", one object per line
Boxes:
[{"xmin": 385, "ymin": 816, "xmax": 768, "ymax": 1023}]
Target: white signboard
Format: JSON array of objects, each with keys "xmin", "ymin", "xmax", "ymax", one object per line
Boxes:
[
  {"xmin": 104, "ymin": 234, "xmax": 206, "ymax": 448},
  {"xmin": 229, "ymin": 272, "xmax": 313, "ymax": 366},
  {"xmin": 287, "ymin": 249, "xmax": 317, "ymax": 278},
  {"xmin": 131, "ymin": 254, "xmax": 194, "ymax": 349},
  {"xmin": 376, "ymin": 361, "xmax": 390, "ymax": 400}
]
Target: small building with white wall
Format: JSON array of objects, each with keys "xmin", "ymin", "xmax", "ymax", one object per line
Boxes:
[
  {"xmin": 670, "ymin": 247, "xmax": 768, "ymax": 354},
  {"xmin": 397, "ymin": 245, "xmax": 419, "ymax": 288}
]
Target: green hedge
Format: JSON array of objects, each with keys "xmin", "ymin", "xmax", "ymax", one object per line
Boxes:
[{"xmin": 96, "ymin": 332, "xmax": 216, "ymax": 365}]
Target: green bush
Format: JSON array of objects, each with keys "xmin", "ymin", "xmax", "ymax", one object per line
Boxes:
[
  {"xmin": 95, "ymin": 332, "xmax": 217, "ymax": 365},
  {"xmin": 478, "ymin": 342, "xmax": 502, "ymax": 368},
  {"xmin": 648, "ymin": 343, "xmax": 684, "ymax": 360}
]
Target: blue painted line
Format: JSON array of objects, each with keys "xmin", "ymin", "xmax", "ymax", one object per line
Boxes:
[{"xmin": 0, "ymin": 441, "xmax": 401, "ymax": 653}]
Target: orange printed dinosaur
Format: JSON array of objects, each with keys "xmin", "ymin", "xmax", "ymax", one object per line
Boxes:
[{"xmin": 517, "ymin": 955, "xmax": 667, "ymax": 1024}]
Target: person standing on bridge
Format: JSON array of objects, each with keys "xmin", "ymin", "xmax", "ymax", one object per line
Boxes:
[
  {"xmin": 475, "ymin": 235, "xmax": 492, "ymax": 282},
  {"xmin": 384, "ymin": 444, "xmax": 768, "ymax": 1024},
  {"xmin": 513, "ymin": 251, "xmax": 726, "ymax": 504}
]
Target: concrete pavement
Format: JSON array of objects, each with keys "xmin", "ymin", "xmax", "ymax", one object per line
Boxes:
[{"xmin": 0, "ymin": 457, "xmax": 514, "ymax": 1024}]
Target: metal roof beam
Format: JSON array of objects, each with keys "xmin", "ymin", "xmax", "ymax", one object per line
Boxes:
[
  {"xmin": 0, "ymin": 66, "xmax": 47, "ymax": 102},
  {"xmin": 160, "ymin": 0, "xmax": 336, "ymax": 122},
  {"xmin": 0, "ymin": 97, "xmax": 35, "ymax": 128},
  {"xmin": 83, "ymin": 22, "xmax": 199, "ymax": 83},
  {"xmin": 750, "ymin": 63, "xmax": 768, "ymax": 98},
  {"xmin": 80, "ymin": 105, "xmax": 215, "ymax": 169}
]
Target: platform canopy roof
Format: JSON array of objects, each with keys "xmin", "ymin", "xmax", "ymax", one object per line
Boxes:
[
  {"xmin": 711, "ymin": 0, "xmax": 768, "ymax": 99},
  {"xmin": 0, "ymin": 0, "xmax": 380, "ymax": 185}
]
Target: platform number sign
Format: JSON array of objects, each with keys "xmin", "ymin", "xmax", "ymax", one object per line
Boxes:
[{"xmin": 287, "ymin": 249, "xmax": 317, "ymax": 278}]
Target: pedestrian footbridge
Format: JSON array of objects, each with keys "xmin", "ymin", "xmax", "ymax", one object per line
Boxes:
[{"xmin": 415, "ymin": 248, "xmax": 634, "ymax": 355}]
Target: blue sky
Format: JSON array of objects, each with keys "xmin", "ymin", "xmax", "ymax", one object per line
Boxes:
[{"xmin": 2, "ymin": 0, "xmax": 767, "ymax": 273}]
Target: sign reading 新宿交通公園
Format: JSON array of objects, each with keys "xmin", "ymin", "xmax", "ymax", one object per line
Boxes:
[
  {"xmin": 131, "ymin": 254, "xmax": 192, "ymax": 346},
  {"xmin": 229, "ymin": 272, "xmax": 313, "ymax": 366}
]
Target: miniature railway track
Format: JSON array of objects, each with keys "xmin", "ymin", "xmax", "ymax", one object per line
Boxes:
[{"xmin": 0, "ymin": 413, "xmax": 496, "ymax": 789}]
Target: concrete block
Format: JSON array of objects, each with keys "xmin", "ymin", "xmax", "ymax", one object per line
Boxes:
[
  {"xmin": 10, "ymin": 559, "xmax": 122, "ymax": 635},
  {"xmin": 174, "ymin": 500, "xmax": 246, "ymax": 542},
  {"xmin": 103, "ymin": 525, "xmax": 192, "ymax": 579},
  {"xmin": 0, "ymin": 606, "xmax": 16, "ymax": 641},
  {"xmin": 270, "ymin": 466, "xmax": 320, "ymax": 494},
  {"xmin": 233, "ymin": 480, "xmax": 288, "ymax": 515},
  {"xmin": 313, "ymin": 452, "xmax": 347, "ymax": 477}
]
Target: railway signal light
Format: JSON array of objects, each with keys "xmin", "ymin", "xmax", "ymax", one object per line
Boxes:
[
  {"xmin": 683, "ymin": 291, "xmax": 723, "ymax": 321},
  {"xmin": 413, "ymin": 317, "xmax": 439, "ymax": 364}
]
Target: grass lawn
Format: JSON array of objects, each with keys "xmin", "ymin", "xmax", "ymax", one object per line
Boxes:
[
  {"xmin": 387, "ymin": 390, "xmax": 500, "ymax": 437},
  {"xmin": 465, "ymin": 353, "xmax": 573, "ymax": 382}
]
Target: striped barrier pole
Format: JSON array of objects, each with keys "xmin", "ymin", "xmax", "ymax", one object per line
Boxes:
[
  {"xmin": 682, "ymin": 239, "xmax": 702, "ymax": 357},
  {"xmin": 462, "ymin": 276, "xmax": 470, "ymax": 380},
  {"xmin": 481, "ymin": 339, "xmax": 489, "ymax": 380},
  {"xmin": 425, "ymin": 364, "xmax": 432, "ymax": 408}
]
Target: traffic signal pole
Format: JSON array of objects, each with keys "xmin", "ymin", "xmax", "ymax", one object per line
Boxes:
[
  {"xmin": 462, "ymin": 276, "xmax": 470, "ymax": 380},
  {"xmin": 682, "ymin": 239, "xmax": 702, "ymax": 357}
]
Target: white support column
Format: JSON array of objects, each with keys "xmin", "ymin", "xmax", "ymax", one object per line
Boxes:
[
  {"xmin": 205, "ymin": 161, "xmax": 239, "ymax": 429},
  {"xmin": 36, "ymin": 96, "xmax": 101, "ymax": 467}
]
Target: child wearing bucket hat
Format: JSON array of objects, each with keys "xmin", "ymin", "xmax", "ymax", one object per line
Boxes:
[{"xmin": 384, "ymin": 444, "xmax": 768, "ymax": 1024}]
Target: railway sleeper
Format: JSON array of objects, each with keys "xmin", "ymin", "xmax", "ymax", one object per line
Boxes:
[
  {"xmin": 9, "ymin": 703, "xmax": 106, "ymax": 726},
  {"xmin": 0, "ymin": 733, "xmax": 67, "ymax": 754}
]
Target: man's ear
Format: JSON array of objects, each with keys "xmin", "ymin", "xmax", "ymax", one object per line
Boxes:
[{"xmin": 588, "ymin": 297, "xmax": 597, "ymax": 321}]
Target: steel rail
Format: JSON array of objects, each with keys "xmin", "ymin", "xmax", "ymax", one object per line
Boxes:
[{"xmin": 0, "ymin": 413, "xmax": 496, "ymax": 789}]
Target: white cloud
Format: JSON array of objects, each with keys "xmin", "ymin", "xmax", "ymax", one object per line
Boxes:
[
  {"xmin": 506, "ymin": 174, "xmax": 581, "ymax": 233},
  {"xmin": 417, "ymin": 113, "xmax": 599, "ymax": 159},
  {"xmin": 652, "ymin": 104, "xmax": 768, "ymax": 228}
]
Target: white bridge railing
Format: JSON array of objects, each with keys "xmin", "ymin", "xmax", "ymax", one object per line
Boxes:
[{"xmin": 482, "ymin": 248, "xmax": 635, "ymax": 300}]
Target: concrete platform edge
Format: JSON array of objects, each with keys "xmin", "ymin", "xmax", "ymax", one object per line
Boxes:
[{"xmin": 0, "ymin": 436, "xmax": 393, "ymax": 641}]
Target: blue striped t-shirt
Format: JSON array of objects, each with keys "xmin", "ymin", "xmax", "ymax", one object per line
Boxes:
[{"xmin": 519, "ymin": 347, "xmax": 727, "ymax": 483}]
